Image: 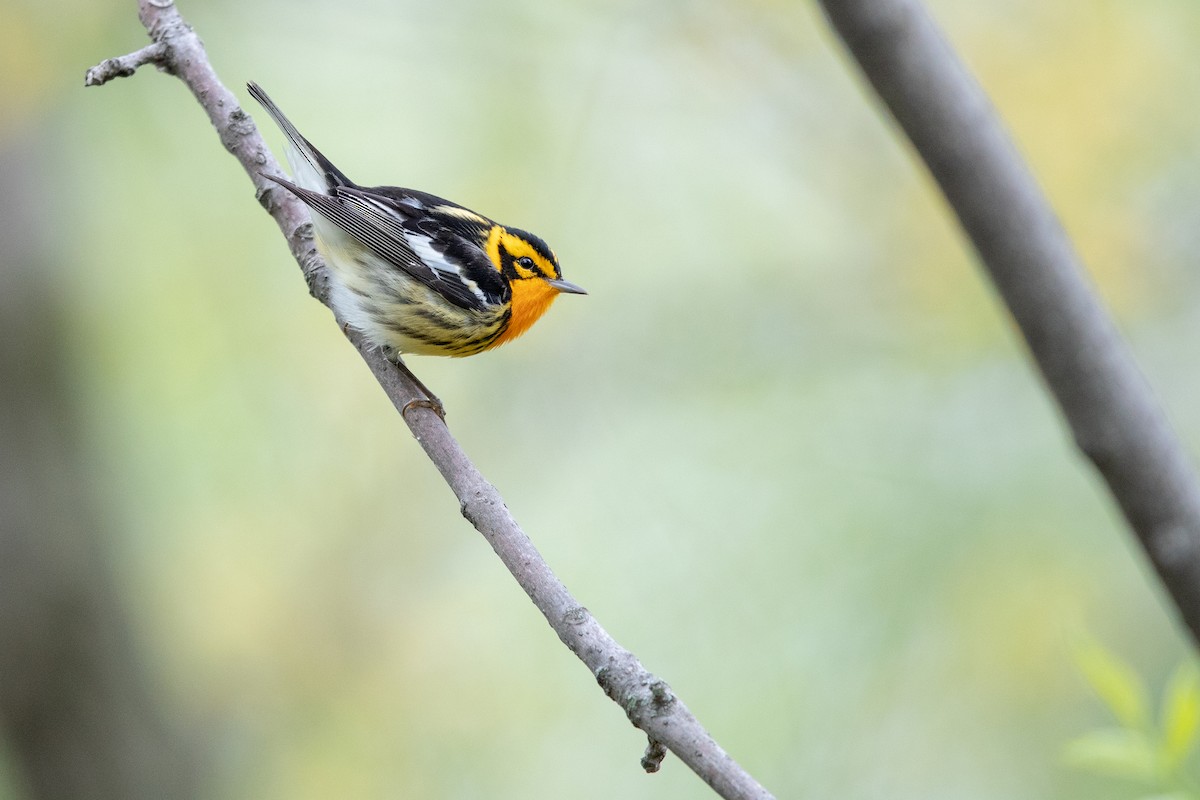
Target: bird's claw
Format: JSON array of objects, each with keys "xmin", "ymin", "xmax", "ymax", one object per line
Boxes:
[{"xmin": 402, "ymin": 397, "xmax": 446, "ymax": 421}]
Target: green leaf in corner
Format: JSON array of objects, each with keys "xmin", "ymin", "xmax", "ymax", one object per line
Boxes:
[
  {"xmin": 1063, "ymin": 727, "xmax": 1159, "ymax": 782},
  {"xmin": 1075, "ymin": 637, "xmax": 1151, "ymax": 731},
  {"xmin": 1161, "ymin": 660, "xmax": 1200, "ymax": 767}
]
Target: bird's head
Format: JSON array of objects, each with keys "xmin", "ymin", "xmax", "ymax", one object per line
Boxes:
[{"xmin": 488, "ymin": 226, "xmax": 585, "ymax": 346}]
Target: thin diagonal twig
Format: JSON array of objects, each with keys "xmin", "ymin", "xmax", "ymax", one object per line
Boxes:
[{"xmin": 86, "ymin": 3, "xmax": 775, "ymax": 798}]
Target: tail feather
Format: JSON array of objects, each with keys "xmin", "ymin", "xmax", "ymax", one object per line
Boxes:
[{"xmin": 247, "ymin": 81, "xmax": 353, "ymax": 192}]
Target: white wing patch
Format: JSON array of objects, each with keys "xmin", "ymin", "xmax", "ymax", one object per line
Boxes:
[
  {"xmin": 407, "ymin": 232, "xmax": 488, "ymax": 306},
  {"xmin": 339, "ymin": 191, "xmax": 489, "ymax": 307},
  {"xmin": 271, "ymin": 178, "xmax": 495, "ymax": 311}
]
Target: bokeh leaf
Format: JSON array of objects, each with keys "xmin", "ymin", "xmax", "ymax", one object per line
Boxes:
[
  {"xmin": 1161, "ymin": 660, "xmax": 1200, "ymax": 767},
  {"xmin": 1075, "ymin": 638, "xmax": 1151, "ymax": 730},
  {"xmin": 1063, "ymin": 728, "xmax": 1159, "ymax": 782}
]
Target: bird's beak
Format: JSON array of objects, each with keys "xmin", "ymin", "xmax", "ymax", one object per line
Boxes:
[{"xmin": 547, "ymin": 277, "xmax": 587, "ymax": 295}]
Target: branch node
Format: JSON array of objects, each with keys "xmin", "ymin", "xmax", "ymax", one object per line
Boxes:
[
  {"xmin": 219, "ymin": 107, "xmax": 257, "ymax": 152},
  {"xmin": 460, "ymin": 490, "xmax": 486, "ymax": 522},
  {"xmin": 562, "ymin": 606, "xmax": 589, "ymax": 626},
  {"xmin": 648, "ymin": 679, "xmax": 676, "ymax": 710},
  {"xmin": 641, "ymin": 737, "xmax": 668, "ymax": 773},
  {"xmin": 594, "ymin": 664, "xmax": 613, "ymax": 692}
]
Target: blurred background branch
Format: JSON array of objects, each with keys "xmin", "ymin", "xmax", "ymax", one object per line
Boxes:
[{"xmin": 820, "ymin": 0, "xmax": 1200, "ymax": 646}]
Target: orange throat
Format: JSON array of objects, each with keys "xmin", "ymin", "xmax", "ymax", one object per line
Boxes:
[{"xmin": 493, "ymin": 280, "xmax": 560, "ymax": 347}]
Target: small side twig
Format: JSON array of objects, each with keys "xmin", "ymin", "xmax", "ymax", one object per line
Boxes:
[
  {"xmin": 83, "ymin": 42, "xmax": 167, "ymax": 87},
  {"xmin": 642, "ymin": 738, "xmax": 669, "ymax": 773},
  {"xmin": 85, "ymin": 3, "xmax": 775, "ymax": 799}
]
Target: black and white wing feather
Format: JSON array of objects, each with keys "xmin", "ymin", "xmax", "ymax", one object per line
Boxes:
[
  {"xmin": 263, "ymin": 175, "xmax": 505, "ymax": 311},
  {"xmin": 247, "ymin": 82, "xmax": 351, "ymax": 193}
]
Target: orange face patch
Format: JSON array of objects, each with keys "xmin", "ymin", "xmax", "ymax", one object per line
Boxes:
[{"xmin": 494, "ymin": 277, "xmax": 561, "ymax": 346}]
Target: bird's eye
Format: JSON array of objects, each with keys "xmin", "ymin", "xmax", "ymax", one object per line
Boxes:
[{"xmin": 516, "ymin": 256, "xmax": 535, "ymax": 269}]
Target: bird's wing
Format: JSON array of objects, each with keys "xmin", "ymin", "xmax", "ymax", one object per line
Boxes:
[{"xmin": 265, "ymin": 176, "xmax": 497, "ymax": 311}]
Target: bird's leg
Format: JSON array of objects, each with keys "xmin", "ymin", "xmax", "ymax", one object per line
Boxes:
[{"xmin": 393, "ymin": 356, "xmax": 446, "ymax": 420}]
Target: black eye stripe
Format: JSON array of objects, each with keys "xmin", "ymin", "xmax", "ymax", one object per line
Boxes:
[
  {"xmin": 498, "ymin": 230, "xmax": 561, "ymax": 280},
  {"xmin": 498, "ymin": 243, "xmax": 535, "ymax": 280}
]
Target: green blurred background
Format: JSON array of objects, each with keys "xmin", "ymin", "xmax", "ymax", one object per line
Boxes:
[{"xmin": 3, "ymin": 0, "xmax": 1200, "ymax": 797}]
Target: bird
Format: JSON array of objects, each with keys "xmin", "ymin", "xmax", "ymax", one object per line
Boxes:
[{"xmin": 246, "ymin": 82, "xmax": 585, "ymax": 417}]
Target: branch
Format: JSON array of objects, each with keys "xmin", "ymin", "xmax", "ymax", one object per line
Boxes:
[
  {"xmin": 819, "ymin": 0, "xmax": 1200, "ymax": 644},
  {"xmin": 84, "ymin": 42, "xmax": 166, "ymax": 86},
  {"xmin": 86, "ymin": 3, "xmax": 775, "ymax": 798}
]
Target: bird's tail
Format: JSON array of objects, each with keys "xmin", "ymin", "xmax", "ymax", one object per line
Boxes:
[{"xmin": 247, "ymin": 81, "xmax": 353, "ymax": 192}]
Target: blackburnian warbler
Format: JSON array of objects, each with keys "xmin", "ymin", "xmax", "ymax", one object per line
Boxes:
[{"xmin": 247, "ymin": 82, "xmax": 585, "ymax": 415}]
